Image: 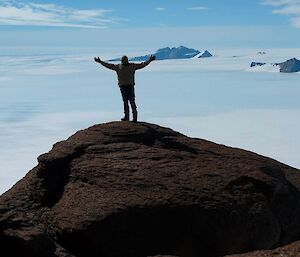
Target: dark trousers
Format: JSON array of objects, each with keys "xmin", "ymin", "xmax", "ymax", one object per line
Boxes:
[{"xmin": 120, "ymin": 85, "xmax": 137, "ymax": 120}]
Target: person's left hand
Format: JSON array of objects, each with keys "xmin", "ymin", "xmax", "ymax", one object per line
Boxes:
[
  {"xmin": 149, "ymin": 55, "xmax": 156, "ymax": 61},
  {"xmin": 94, "ymin": 57, "xmax": 101, "ymax": 63}
]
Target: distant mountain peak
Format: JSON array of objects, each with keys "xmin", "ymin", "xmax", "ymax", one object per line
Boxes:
[
  {"xmin": 151, "ymin": 46, "xmax": 201, "ymax": 60},
  {"xmin": 109, "ymin": 46, "xmax": 210, "ymax": 62}
]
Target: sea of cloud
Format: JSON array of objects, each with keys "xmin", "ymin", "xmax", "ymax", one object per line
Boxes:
[{"xmin": 0, "ymin": 47, "xmax": 299, "ymax": 194}]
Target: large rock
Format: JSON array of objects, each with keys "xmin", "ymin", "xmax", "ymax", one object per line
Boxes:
[
  {"xmin": 1, "ymin": 122, "xmax": 300, "ymax": 257},
  {"xmin": 226, "ymin": 240, "xmax": 300, "ymax": 256}
]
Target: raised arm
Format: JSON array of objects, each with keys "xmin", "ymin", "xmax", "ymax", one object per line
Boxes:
[
  {"xmin": 94, "ymin": 57, "xmax": 117, "ymax": 71},
  {"xmin": 133, "ymin": 55, "xmax": 156, "ymax": 70}
]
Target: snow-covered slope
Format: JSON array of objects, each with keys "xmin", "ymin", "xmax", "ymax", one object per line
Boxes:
[{"xmin": 105, "ymin": 48, "xmax": 300, "ymax": 74}]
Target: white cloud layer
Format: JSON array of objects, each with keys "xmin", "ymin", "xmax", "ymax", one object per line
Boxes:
[
  {"xmin": 156, "ymin": 7, "xmax": 166, "ymax": 11},
  {"xmin": 262, "ymin": 0, "xmax": 300, "ymax": 6},
  {"xmin": 0, "ymin": 0, "xmax": 117, "ymax": 28},
  {"xmin": 262, "ymin": 0, "xmax": 300, "ymax": 28},
  {"xmin": 187, "ymin": 6, "xmax": 208, "ymax": 11}
]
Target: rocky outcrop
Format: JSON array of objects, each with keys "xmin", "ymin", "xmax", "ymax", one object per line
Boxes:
[
  {"xmin": 197, "ymin": 50, "xmax": 213, "ymax": 58},
  {"xmin": 250, "ymin": 58, "xmax": 300, "ymax": 73},
  {"xmin": 279, "ymin": 58, "xmax": 300, "ymax": 73},
  {"xmin": 250, "ymin": 62, "xmax": 266, "ymax": 67},
  {"xmin": 257, "ymin": 52, "xmax": 266, "ymax": 55},
  {"xmin": 1, "ymin": 121, "xmax": 300, "ymax": 257},
  {"xmin": 226, "ymin": 240, "xmax": 300, "ymax": 256}
]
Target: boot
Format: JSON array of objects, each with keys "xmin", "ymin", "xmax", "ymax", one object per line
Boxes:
[
  {"xmin": 121, "ymin": 116, "xmax": 129, "ymax": 121},
  {"xmin": 130, "ymin": 100, "xmax": 138, "ymax": 123},
  {"xmin": 121, "ymin": 102, "xmax": 129, "ymax": 121},
  {"xmin": 132, "ymin": 110, "xmax": 138, "ymax": 123}
]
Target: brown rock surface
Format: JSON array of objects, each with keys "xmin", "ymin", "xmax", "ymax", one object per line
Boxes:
[
  {"xmin": 1, "ymin": 121, "xmax": 300, "ymax": 257},
  {"xmin": 226, "ymin": 240, "xmax": 300, "ymax": 256}
]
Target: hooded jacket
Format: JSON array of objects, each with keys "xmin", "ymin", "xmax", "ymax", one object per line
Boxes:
[{"xmin": 99, "ymin": 59, "xmax": 152, "ymax": 86}]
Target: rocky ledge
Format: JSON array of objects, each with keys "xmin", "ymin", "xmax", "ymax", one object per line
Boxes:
[{"xmin": 1, "ymin": 122, "xmax": 300, "ymax": 257}]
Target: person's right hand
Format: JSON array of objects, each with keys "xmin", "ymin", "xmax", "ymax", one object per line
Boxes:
[{"xmin": 94, "ymin": 57, "xmax": 101, "ymax": 63}]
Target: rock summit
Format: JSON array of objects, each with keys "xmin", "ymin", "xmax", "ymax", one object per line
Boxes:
[{"xmin": 1, "ymin": 122, "xmax": 300, "ymax": 257}]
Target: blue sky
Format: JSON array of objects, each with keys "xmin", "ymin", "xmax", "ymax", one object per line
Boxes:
[{"xmin": 0, "ymin": 0, "xmax": 300, "ymax": 48}]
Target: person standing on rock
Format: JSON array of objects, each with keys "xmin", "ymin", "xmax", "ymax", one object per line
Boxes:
[{"xmin": 94, "ymin": 55, "xmax": 156, "ymax": 122}]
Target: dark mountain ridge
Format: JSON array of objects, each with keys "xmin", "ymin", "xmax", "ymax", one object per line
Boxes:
[{"xmin": 108, "ymin": 46, "xmax": 213, "ymax": 62}]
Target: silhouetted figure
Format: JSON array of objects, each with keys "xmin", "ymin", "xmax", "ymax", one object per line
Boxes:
[{"xmin": 94, "ymin": 55, "xmax": 155, "ymax": 122}]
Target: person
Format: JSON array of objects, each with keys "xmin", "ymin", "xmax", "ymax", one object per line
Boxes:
[{"xmin": 94, "ymin": 55, "xmax": 155, "ymax": 122}]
